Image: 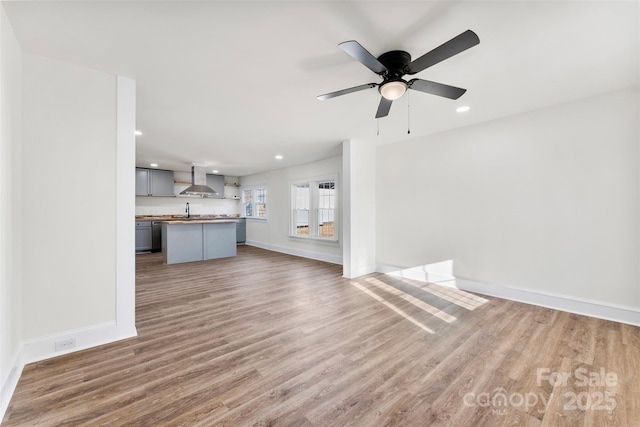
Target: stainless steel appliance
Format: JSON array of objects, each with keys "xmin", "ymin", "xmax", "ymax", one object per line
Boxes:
[{"xmin": 152, "ymin": 221, "xmax": 162, "ymax": 252}]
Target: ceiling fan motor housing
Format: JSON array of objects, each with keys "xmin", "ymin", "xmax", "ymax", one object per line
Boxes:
[{"xmin": 377, "ymin": 50, "xmax": 412, "ymax": 79}]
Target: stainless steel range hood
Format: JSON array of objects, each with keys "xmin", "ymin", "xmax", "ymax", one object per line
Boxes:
[{"xmin": 180, "ymin": 164, "xmax": 218, "ymax": 197}]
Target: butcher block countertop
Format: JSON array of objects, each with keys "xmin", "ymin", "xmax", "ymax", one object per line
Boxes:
[
  {"xmin": 161, "ymin": 219, "xmax": 238, "ymax": 225},
  {"xmin": 136, "ymin": 215, "xmax": 241, "ymax": 222}
]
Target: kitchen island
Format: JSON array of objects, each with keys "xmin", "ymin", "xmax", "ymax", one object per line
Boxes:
[{"xmin": 162, "ymin": 219, "xmax": 237, "ymax": 264}]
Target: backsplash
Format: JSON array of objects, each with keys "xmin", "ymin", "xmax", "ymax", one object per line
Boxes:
[{"xmin": 136, "ymin": 196, "xmax": 241, "ymax": 216}]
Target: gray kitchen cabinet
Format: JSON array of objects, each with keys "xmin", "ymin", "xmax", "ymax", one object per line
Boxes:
[
  {"xmin": 206, "ymin": 174, "xmax": 224, "ymax": 199},
  {"xmin": 163, "ymin": 221, "xmax": 236, "ymax": 264},
  {"xmin": 203, "ymin": 222, "xmax": 237, "ymax": 259},
  {"xmin": 135, "ymin": 168, "xmax": 150, "ymax": 196},
  {"xmin": 135, "ymin": 221, "xmax": 152, "ymax": 252},
  {"xmin": 236, "ymin": 218, "xmax": 246, "ymax": 244},
  {"xmin": 150, "ymin": 169, "xmax": 175, "ymax": 196},
  {"xmin": 162, "ymin": 223, "xmax": 204, "ymax": 264},
  {"xmin": 136, "ymin": 167, "xmax": 175, "ymax": 196}
]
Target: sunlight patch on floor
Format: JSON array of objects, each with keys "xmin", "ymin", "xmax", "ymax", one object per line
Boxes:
[
  {"xmin": 350, "ymin": 281, "xmax": 435, "ymax": 334},
  {"xmin": 400, "ymin": 279, "xmax": 489, "ymax": 311},
  {"xmin": 364, "ymin": 277, "xmax": 457, "ymax": 323}
]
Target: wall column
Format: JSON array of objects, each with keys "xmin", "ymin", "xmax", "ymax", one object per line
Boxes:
[
  {"xmin": 116, "ymin": 75, "xmax": 137, "ymax": 339},
  {"xmin": 342, "ymin": 139, "xmax": 377, "ymax": 279}
]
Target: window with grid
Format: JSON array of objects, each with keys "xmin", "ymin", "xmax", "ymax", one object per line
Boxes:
[
  {"xmin": 255, "ymin": 188, "xmax": 267, "ymax": 218},
  {"xmin": 242, "ymin": 189, "xmax": 253, "ymax": 217},
  {"xmin": 293, "ymin": 184, "xmax": 310, "ymax": 236},
  {"xmin": 242, "ymin": 186, "xmax": 267, "ymax": 219},
  {"xmin": 290, "ymin": 177, "xmax": 337, "ymax": 241},
  {"xmin": 316, "ymin": 181, "xmax": 335, "ymax": 238}
]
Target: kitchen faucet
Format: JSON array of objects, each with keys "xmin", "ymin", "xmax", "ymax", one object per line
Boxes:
[{"xmin": 185, "ymin": 202, "xmax": 190, "ymax": 218}]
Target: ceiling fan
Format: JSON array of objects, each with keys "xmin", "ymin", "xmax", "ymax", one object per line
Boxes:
[{"xmin": 317, "ymin": 30, "xmax": 480, "ymax": 118}]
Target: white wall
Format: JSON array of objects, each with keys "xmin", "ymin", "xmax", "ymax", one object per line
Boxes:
[
  {"xmin": 343, "ymin": 140, "xmax": 376, "ymax": 278},
  {"xmin": 240, "ymin": 156, "xmax": 342, "ymax": 264},
  {"xmin": 0, "ymin": 3, "xmax": 22, "ymax": 415},
  {"xmin": 377, "ymin": 88, "xmax": 640, "ymax": 313},
  {"xmin": 21, "ymin": 54, "xmax": 118, "ymax": 339}
]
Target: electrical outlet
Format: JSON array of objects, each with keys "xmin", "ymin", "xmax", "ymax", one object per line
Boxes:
[{"xmin": 54, "ymin": 338, "xmax": 76, "ymax": 351}]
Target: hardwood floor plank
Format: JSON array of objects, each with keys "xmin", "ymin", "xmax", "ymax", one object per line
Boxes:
[
  {"xmin": 540, "ymin": 357, "xmax": 586, "ymax": 427},
  {"xmin": 583, "ymin": 326, "xmax": 628, "ymax": 427},
  {"xmin": 3, "ymin": 246, "xmax": 639, "ymax": 426}
]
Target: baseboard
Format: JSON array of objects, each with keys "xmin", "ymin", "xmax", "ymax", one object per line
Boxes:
[
  {"xmin": 20, "ymin": 321, "xmax": 138, "ymax": 365},
  {"xmin": 378, "ymin": 267, "xmax": 640, "ymax": 326},
  {"xmin": 246, "ymin": 240, "xmax": 343, "ymax": 265},
  {"xmin": 377, "ymin": 261, "xmax": 456, "ymax": 284},
  {"xmin": 0, "ymin": 348, "xmax": 23, "ymax": 422},
  {"xmin": 450, "ymin": 278, "xmax": 640, "ymax": 327},
  {"xmin": 344, "ymin": 264, "xmax": 377, "ymax": 279}
]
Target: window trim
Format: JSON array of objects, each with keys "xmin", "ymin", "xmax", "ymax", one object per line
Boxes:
[
  {"xmin": 289, "ymin": 174, "xmax": 339, "ymax": 243},
  {"xmin": 241, "ymin": 184, "xmax": 268, "ymax": 220}
]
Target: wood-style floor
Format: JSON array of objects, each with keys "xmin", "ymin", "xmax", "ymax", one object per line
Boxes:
[{"xmin": 3, "ymin": 246, "xmax": 639, "ymax": 426}]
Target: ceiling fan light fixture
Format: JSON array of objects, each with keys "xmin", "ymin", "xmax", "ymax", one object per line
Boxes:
[{"xmin": 380, "ymin": 80, "xmax": 407, "ymax": 100}]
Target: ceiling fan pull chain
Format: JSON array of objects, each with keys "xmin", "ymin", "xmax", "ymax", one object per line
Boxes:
[
  {"xmin": 376, "ymin": 93, "xmax": 380, "ymax": 136},
  {"xmin": 407, "ymin": 90, "xmax": 411, "ymax": 134}
]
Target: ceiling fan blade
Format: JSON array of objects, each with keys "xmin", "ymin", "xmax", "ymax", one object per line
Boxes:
[
  {"xmin": 339, "ymin": 40, "xmax": 388, "ymax": 75},
  {"xmin": 317, "ymin": 83, "xmax": 377, "ymax": 100},
  {"xmin": 406, "ymin": 30, "xmax": 479, "ymax": 75},
  {"xmin": 408, "ymin": 79, "xmax": 467, "ymax": 99},
  {"xmin": 375, "ymin": 97, "xmax": 393, "ymax": 118}
]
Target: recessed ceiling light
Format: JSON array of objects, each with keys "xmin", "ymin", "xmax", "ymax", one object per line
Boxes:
[
  {"xmin": 456, "ymin": 106, "xmax": 470, "ymax": 113},
  {"xmin": 212, "ymin": 170, "xmax": 219, "ymax": 174},
  {"xmin": 134, "ymin": 130, "xmax": 142, "ymax": 136},
  {"xmin": 275, "ymin": 155, "xmax": 283, "ymax": 160},
  {"xmin": 150, "ymin": 163, "xmax": 158, "ymax": 167}
]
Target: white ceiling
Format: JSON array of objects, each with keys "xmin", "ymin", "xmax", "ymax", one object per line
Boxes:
[{"xmin": 4, "ymin": 1, "xmax": 639, "ymax": 176}]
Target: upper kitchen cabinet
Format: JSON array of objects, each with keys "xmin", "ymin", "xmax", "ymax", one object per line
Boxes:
[
  {"xmin": 206, "ymin": 174, "xmax": 225, "ymax": 199},
  {"xmin": 135, "ymin": 168, "xmax": 150, "ymax": 196},
  {"xmin": 136, "ymin": 167, "xmax": 175, "ymax": 196},
  {"xmin": 151, "ymin": 169, "xmax": 175, "ymax": 196}
]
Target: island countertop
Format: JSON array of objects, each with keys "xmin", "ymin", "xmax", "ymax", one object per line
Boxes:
[
  {"xmin": 160, "ymin": 219, "xmax": 238, "ymax": 225},
  {"xmin": 136, "ymin": 214, "xmax": 241, "ymax": 221}
]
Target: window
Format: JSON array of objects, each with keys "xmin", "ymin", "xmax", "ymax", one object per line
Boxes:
[
  {"xmin": 242, "ymin": 186, "xmax": 267, "ymax": 219},
  {"xmin": 293, "ymin": 184, "xmax": 310, "ymax": 236},
  {"xmin": 290, "ymin": 177, "xmax": 337, "ymax": 241},
  {"xmin": 255, "ymin": 188, "xmax": 267, "ymax": 218},
  {"xmin": 243, "ymin": 189, "xmax": 253, "ymax": 217},
  {"xmin": 317, "ymin": 181, "xmax": 335, "ymax": 238}
]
